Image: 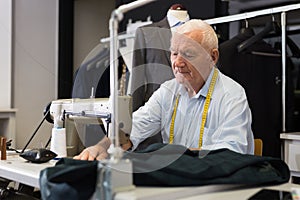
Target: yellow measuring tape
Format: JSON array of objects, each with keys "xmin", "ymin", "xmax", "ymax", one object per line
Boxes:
[
  {"xmin": 169, "ymin": 67, "xmax": 219, "ymax": 148},
  {"xmin": 169, "ymin": 93, "xmax": 181, "ymax": 144}
]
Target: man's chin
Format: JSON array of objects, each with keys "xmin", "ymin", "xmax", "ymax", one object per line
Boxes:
[
  {"xmin": 175, "ymin": 77, "xmax": 185, "ymax": 84},
  {"xmin": 175, "ymin": 78, "xmax": 191, "ymax": 89}
]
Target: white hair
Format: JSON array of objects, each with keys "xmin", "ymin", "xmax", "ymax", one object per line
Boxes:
[{"xmin": 176, "ymin": 19, "xmax": 218, "ymax": 50}]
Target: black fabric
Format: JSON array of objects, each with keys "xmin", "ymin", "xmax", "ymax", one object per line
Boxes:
[
  {"xmin": 39, "ymin": 144, "xmax": 290, "ymax": 199},
  {"xmin": 126, "ymin": 143, "xmax": 290, "ymax": 187},
  {"xmin": 19, "ymin": 148, "xmax": 57, "ymax": 163},
  {"xmin": 39, "ymin": 158, "xmax": 98, "ymax": 200},
  {"xmin": 218, "ymin": 28, "xmax": 295, "ymax": 158}
]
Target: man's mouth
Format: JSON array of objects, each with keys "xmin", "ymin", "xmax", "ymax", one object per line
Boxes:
[{"xmin": 177, "ymin": 71, "xmax": 190, "ymax": 75}]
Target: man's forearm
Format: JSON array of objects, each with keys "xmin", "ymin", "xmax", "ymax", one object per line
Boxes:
[{"xmin": 96, "ymin": 136, "xmax": 111, "ymax": 150}]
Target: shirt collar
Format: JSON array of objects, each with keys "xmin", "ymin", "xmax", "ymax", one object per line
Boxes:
[
  {"xmin": 195, "ymin": 67, "xmax": 216, "ymax": 99},
  {"xmin": 167, "ymin": 12, "xmax": 190, "ymax": 28},
  {"xmin": 178, "ymin": 67, "xmax": 216, "ymax": 99}
]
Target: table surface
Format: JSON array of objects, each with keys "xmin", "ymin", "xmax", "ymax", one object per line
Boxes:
[
  {"xmin": 1, "ymin": 153, "xmax": 299, "ymax": 200},
  {"xmin": 115, "ymin": 183, "xmax": 300, "ymax": 200},
  {"xmin": 0, "ymin": 152, "xmax": 55, "ymax": 188},
  {"xmin": 280, "ymin": 132, "xmax": 300, "ymax": 140}
]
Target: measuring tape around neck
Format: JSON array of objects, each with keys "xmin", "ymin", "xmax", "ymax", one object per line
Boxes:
[{"xmin": 169, "ymin": 67, "xmax": 219, "ymax": 148}]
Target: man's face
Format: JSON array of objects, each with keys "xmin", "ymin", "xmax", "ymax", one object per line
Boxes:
[{"xmin": 170, "ymin": 31, "xmax": 215, "ymax": 89}]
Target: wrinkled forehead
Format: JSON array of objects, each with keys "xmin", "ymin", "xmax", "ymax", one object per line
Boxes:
[{"xmin": 171, "ymin": 30, "xmax": 207, "ymax": 53}]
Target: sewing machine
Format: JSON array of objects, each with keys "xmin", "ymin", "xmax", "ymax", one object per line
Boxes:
[
  {"xmin": 49, "ymin": 96, "xmax": 132, "ymax": 148},
  {"xmin": 49, "ymin": 96, "xmax": 134, "ymax": 196}
]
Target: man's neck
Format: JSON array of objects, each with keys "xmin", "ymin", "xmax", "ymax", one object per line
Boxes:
[
  {"xmin": 184, "ymin": 81, "xmax": 205, "ymax": 98},
  {"xmin": 187, "ymin": 87, "xmax": 197, "ymax": 98}
]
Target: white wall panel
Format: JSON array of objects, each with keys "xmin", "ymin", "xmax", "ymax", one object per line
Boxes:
[{"xmin": 0, "ymin": 0, "xmax": 12, "ymax": 108}]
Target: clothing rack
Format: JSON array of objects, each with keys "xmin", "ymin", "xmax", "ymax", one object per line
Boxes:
[
  {"xmin": 205, "ymin": 2, "xmax": 300, "ymax": 133},
  {"xmin": 205, "ymin": 3, "xmax": 300, "ymax": 25},
  {"xmin": 100, "ymin": 33, "xmax": 135, "ymax": 43},
  {"xmin": 108, "ymin": 1, "xmax": 300, "ymax": 133}
]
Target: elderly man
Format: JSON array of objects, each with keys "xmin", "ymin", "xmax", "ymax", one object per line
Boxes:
[{"xmin": 74, "ymin": 19, "xmax": 254, "ymax": 160}]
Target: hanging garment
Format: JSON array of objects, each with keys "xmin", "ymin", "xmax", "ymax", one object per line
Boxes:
[
  {"xmin": 72, "ymin": 47, "xmax": 110, "ymax": 98},
  {"xmin": 130, "ymin": 18, "xmax": 174, "ymax": 150},
  {"xmin": 131, "ymin": 17, "xmax": 174, "ymax": 111},
  {"xmin": 218, "ymin": 27, "xmax": 294, "ymax": 158},
  {"xmin": 72, "ymin": 47, "xmax": 124, "ymax": 98}
]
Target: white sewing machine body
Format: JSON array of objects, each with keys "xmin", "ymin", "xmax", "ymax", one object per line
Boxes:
[{"xmin": 49, "ymin": 96, "xmax": 132, "ymax": 145}]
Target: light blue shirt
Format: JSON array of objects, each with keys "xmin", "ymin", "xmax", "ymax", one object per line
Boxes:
[{"xmin": 130, "ymin": 68, "xmax": 254, "ymax": 154}]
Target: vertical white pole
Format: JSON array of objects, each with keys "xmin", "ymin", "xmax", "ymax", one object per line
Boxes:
[{"xmin": 281, "ymin": 12, "xmax": 286, "ymax": 132}]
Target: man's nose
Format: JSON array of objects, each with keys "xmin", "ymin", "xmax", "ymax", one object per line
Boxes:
[{"xmin": 174, "ymin": 55, "xmax": 185, "ymax": 68}]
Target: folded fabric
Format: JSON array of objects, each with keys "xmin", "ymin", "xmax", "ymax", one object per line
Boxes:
[
  {"xmin": 126, "ymin": 143, "xmax": 290, "ymax": 186},
  {"xmin": 39, "ymin": 158, "xmax": 98, "ymax": 200},
  {"xmin": 39, "ymin": 143, "xmax": 290, "ymax": 200}
]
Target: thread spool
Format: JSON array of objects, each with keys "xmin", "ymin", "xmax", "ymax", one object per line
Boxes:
[
  {"xmin": 0, "ymin": 137, "xmax": 6, "ymax": 160},
  {"xmin": 50, "ymin": 128, "xmax": 67, "ymax": 158}
]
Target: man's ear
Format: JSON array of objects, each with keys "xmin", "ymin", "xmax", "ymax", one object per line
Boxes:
[{"xmin": 211, "ymin": 49, "xmax": 219, "ymax": 64}]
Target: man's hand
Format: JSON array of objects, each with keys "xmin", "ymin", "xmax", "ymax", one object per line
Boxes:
[
  {"xmin": 121, "ymin": 139, "xmax": 133, "ymax": 151},
  {"xmin": 73, "ymin": 136, "xmax": 111, "ymax": 161},
  {"xmin": 73, "ymin": 145, "xmax": 108, "ymax": 161}
]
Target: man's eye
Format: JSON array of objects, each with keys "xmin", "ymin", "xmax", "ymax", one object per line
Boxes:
[{"xmin": 182, "ymin": 52, "xmax": 196, "ymax": 59}]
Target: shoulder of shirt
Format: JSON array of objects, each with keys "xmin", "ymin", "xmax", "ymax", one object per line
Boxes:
[
  {"xmin": 160, "ymin": 78, "xmax": 177, "ymax": 88},
  {"xmin": 217, "ymin": 70, "xmax": 246, "ymax": 95},
  {"xmin": 157, "ymin": 79, "xmax": 182, "ymax": 96}
]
